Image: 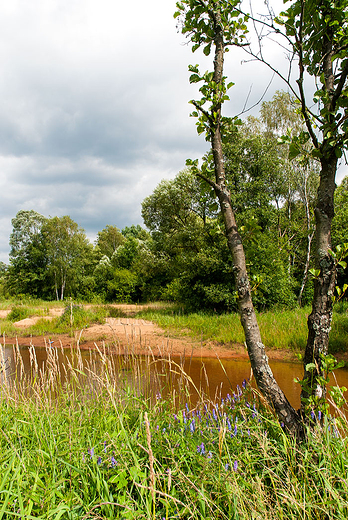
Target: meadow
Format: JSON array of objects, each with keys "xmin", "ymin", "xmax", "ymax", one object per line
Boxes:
[{"xmin": 0, "ymin": 339, "xmax": 348, "ymax": 519}]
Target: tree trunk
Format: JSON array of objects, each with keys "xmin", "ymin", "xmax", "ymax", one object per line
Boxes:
[
  {"xmin": 298, "ymin": 172, "xmax": 314, "ymax": 306},
  {"xmin": 301, "ymin": 154, "xmax": 337, "ymax": 409},
  {"xmin": 207, "ymin": 10, "xmax": 303, "ymax": 435}
]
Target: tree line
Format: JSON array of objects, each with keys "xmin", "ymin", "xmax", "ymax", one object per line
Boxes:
[{"xmin": 1, "ymin": 92, "xmax": 347, "ymax": 307}]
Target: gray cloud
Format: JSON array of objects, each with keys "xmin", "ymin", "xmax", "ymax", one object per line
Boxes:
[{"xmin": 0, "ymin": 0, "xmax": 345, "ymax": 265}]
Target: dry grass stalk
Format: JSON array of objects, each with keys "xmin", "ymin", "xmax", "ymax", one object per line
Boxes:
[{"xmin": 144, "ymin": 411, "xmax": 155, "ymax": 507}]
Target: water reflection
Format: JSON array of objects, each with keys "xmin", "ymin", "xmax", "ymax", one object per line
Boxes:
[{"xmin": 1, "ymin": 345, "xmax": 347, "ymax": 411}]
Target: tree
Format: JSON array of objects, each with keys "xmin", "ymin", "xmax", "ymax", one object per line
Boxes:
[
  {"xmin": 175, "ymin": 0, "xmax": 303, "ymax": 434},
  {"xmin": 175, "ymin": 0, "xmax": 348, "ymax": 432},
  {"xmin": 95, "ymin": 225, "xmax": 125, "ymax": 259},
  {"xmin": 262, "ymin": 0, "xmax": 348, "ymax": 414},
  {"xmin": 6, "ymin": 210, "xmax": 48, "ymax": 297},
  {"xmin": 42, "ymin": 216, "xmax": 93, "ymax": 301},
  {"xmin": 259, "ymin": 91, "xmax": 320, "ymax": 305}
]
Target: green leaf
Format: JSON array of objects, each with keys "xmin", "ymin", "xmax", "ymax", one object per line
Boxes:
[{"xmin": 203, "ymin": 43, "xmax": 211, "ymax": 56}]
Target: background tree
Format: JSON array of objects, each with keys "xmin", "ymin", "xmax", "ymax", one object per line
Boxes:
[
  {"xmin": 95, "ymin": 225, "xmax": 125, "ymax": 259},
  {"xmin": 6, "ymin": 210, "xmax": 48, "ymax": 297},
  {"xmin": 41, "ymin": 216, "xmax": 94, "ymax": 301}
]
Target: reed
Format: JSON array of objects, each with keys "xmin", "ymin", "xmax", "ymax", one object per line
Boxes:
[{"xmin": 0, "ymin": 338, "xmax": 348, "ymax": 519}]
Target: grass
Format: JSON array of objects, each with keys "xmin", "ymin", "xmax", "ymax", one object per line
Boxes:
[
  {"xmin": 0, "ymin": 343, "xmax": 347, "ymax": 519},
  {"xmin": 137, "ymin": 304, "xmax": 348, "ymax": 353}
]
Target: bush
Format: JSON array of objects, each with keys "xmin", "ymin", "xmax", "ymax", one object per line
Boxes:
[{"xmin": 7, "ymin": 306, "xmax": 31, "ymax": 322}]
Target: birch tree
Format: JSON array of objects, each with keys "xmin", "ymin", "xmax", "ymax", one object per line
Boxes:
[{"xmin": 175, "ymin": 0, "xmax": 348, "ymax": 432}]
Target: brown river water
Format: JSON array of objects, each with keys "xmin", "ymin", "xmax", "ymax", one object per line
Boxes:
[{"xmin": 1, "ymin": 345, "xmax": 348, "ymax": 411}]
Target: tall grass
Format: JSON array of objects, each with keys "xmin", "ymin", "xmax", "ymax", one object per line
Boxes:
[{"xmin": 0, "ymin": 342, "xmax": 347, "ymax": 519}]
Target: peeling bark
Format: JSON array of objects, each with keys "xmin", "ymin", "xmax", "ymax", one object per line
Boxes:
[{"xmin": 301, "ymin": 154, "xmax": 337, "ymax": 408}]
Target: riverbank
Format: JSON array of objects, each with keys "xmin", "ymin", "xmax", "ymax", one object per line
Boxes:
[{"xmin": 0, "ymin": 302, "xmax": 347, "ymax": 362}]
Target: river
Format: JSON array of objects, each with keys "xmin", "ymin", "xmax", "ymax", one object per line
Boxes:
[{"xmin": 1, "ymin": 345, "xmax": 347, "ymax": 410}]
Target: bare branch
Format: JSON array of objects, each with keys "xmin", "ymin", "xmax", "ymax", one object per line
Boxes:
[{"xmin": 235, "ymin": 73, "xmax": 276, "ymax": 117}]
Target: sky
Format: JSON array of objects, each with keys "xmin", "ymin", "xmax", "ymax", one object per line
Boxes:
[{"xmin": 0, "ymin": 0, "xmax": 347, "ymax": 264}]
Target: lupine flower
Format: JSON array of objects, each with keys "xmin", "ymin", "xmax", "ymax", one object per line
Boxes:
[
  {"xmin": 174, "ymin": 414, "xmax": 178, "ymax": 421},
  {"xmin": 233, "ymin": 460, "xmax": 238, "ymax": 472},
  {"xmin": 281, "ymin": 422, "xmax": 285, "ymax": 428},
  {"xmin": 190, "ymin": 419, "xmax": 195, "ymax": 433},
  {"xmin": 242, "ymin": 379, "xmax": 247, "ymax": 389},
  {"xmin": 111, "ymin": 456, "xmax": 117, "ymax": 467},
  {"xmin": 318, "ymin": 410, "xmax": 322, "ymax": 421},
  {"xmin": 88, "ymin": 448, "xmax": 94, "ymax": 458},
  {"xmin": 197, "ymin": 442, "xmax": 205, "ymax": 455},
  {"xmin": 185, "ymin": 403, "xmax": 190, "ymax": 414},
  {"xmin": 183, "ymin": 411, "xmax": 187, "ymax": 424},
  {"xmin": 225, "ymin": 463, "xmax": 229, "ymax": 471},
  {"xmin": 233, "ymin": 424, "xmax": 238, "ymax": 436},
  {"xmin": 227, "ymin": 418, "xmax": 232, "ymax": 431},
  {"xmin": 247, "ymin": 429, "xmax": 250, "ymax": 437},
  {"xmin": 97, "ymin": 457, "xmax": 102, "ymax": 465},
  {"xmin": 212, "ymin": 408, "xmax": 218, "ymax": 421}
]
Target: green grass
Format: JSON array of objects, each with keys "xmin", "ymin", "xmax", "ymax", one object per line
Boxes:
[
  {"xmin": 137, "ymin": 305, "xmax": 348, "ymax": 353},
  {"xmin": 0, "ymin": 346, "xmax": 347, "ymax": 519}
]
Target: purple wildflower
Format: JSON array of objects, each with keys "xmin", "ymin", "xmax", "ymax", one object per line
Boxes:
[
  {"xmin": 190, "ymin": 419, "xmax": 195, "ymax": 433},
  {"xmin": 197, "ymin": 443, "xmax": 205, "ymax": 455},
  {"xmin": 242, "ymin": 379, "xmax": 247, "ymax": 389},
  {"xmin": 233, "ymin": 460, "xmax": 238, "ymax": 472},
  {"xmin": 227, "ymin": 418, "xmax": 232, "ymax": 431},
  {"xmin": 185, "ymin": 403, "xmax": 190, "ymax": 414},
  {"xmin": 104, "ymin": 441, "xmax": 107, "ymax": 453},
  {"xmin": 97, "ymin": 457, "xmax": 102, "ymax": 465},
  {"xmin": 111, "ymin": 456, "xmax": 117, "ymax": 467},
  {"xmin": 207, "ymin": 451, "xmax": 213, "ymax": 462},
  {"xmin": 234, "ymin": 424, "xmax": 238, "ymax": 436},
  {"xmin": 311, "ymin": 410, "xmax": 315, "ymax": 420},
  {"xmin": 318, "ymin": 410, "xmax": 322, "ymax": 421},
  {"xmin": 225, "ymin": 463, "xmax": 229, "ymax": 471},
  {"xmin": 88, "ymin": 448, "xmax": 94, "ymax": 458}
]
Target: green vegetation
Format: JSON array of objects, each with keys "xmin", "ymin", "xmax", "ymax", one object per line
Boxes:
[
  {"xmin": 0, "ymin": 347, "xmax": 347, "ymax": 519},
  {"xmin": 139, "ymin": 304, "xmax": 348, "ymax": 354}
]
